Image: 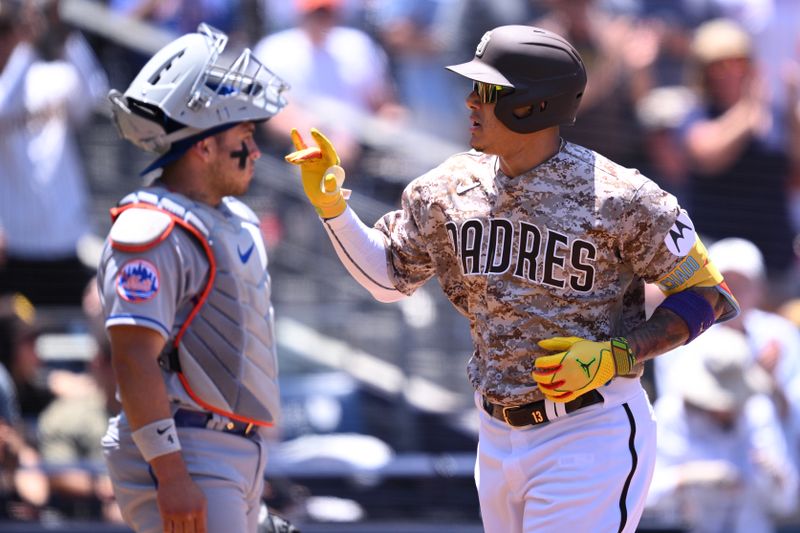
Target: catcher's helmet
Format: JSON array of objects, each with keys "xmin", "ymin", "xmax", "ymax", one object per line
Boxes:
[
  {"xmin": 109, "ymin": 23, "xmax": 289, "ymax": 154},
  {"xmin": 446, "ymin": 25, "xmax": 586, "ymax": 134}
]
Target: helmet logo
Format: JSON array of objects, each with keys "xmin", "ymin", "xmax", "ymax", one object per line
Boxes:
[{"xmin": 476, "ymin": 31, "xmax": 491, "ymax": 57}]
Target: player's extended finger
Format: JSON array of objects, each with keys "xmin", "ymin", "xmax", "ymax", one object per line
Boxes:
[
  {"xmin": 284, "ymin": 146, "xmax": 322, "ymax": 165},
  {"xmin": 290, "ymin": 128, "xmax": 307, "ymax": 151},
  {"xmin": 310, "ymin": 128, "xmax": 340, "ymax": 164},
  {"xmin": 537, "ymin": 336, "xmax": 583, "ymax": 351}
]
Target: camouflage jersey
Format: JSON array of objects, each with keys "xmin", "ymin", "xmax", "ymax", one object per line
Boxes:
[{"xmin": 375, "ymin": 140, "xmax": 689, "ymax": 406}]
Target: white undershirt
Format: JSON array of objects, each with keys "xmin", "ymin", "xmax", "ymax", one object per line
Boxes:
[{"xmin": 321, "ymin": 207, "xmax": 406, "ymax": 303}]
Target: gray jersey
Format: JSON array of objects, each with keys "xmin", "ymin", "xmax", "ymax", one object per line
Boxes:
[
  {"xmin": 98, "ymin": 187, "xmax": 279, "ymax": 423},
  {"xmin": 375, "ymin": 141, "xmax": 689, "ymax": 405}
]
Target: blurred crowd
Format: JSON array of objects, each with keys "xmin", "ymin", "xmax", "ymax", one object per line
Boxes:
[{"xmin": 2, "ymin": 0, "xmax": 800, "ymax": 530}]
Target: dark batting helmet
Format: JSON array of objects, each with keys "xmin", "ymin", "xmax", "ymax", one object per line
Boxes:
[{"xmin": 446, "ymin": 25, "xmax": 586, "ymax": 134}]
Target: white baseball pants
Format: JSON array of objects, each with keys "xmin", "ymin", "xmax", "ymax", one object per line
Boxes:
[{"xmin": 475, "ymin": 380, "xmax": 657, "ymax": 533}]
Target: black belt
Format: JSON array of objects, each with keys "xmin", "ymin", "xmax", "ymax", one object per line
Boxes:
[
  {"xmin": 173, "ymin": 409, "xmax": 257, "ymax": 438},
  {"xmin": 482, "ymin": 390, "xmax": 604, "ymax": 428}
]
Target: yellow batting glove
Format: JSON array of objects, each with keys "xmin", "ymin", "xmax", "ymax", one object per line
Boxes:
[
  {"xmin": 532, "ymin": 336, "xmax": 635, "ymax": 403},
  {"xmin": 284, "ymin": 128, "xmax": 348, "ymax": 219}
]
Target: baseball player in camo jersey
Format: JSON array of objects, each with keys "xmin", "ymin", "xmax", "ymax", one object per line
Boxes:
[
  {"xmin": 98, "ymin": 24, "xmax": 292, "ymax": 533},
  {"xmin": 286, "ymin": 25, "xmax": 740, "ymax": 533}
]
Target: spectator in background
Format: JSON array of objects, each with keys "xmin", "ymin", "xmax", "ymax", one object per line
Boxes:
[
  {"xmin": 0, "ymin": 0, "xmax": 108, "ymax": 307},
  {"xmin": 0, "ymin": 292, "xmax": 48, "ymax": 521},
  {"xmin": 109, "ymin": 0, "xmax": 242, "ymax": 38},
  {"xmin": 0, "ymin": 417, "xmax": 48, "ymax": 521},
  {"xmin": 0, "ymin": 292, "xmax": 52, "ymax": 423},
  {"xmin": 253, "ymin": 0, "xmax": 405, "ymax": 179},
  {"xmin": 679, "ymin": 18, "xmax": 798, "ymax": 294},
  {"xmin": 639, "ymin": 0, "xmax": 724, "ymax": 87},
  {"xmin": 0, "ymin": 293, "xmax": 35, "ymax": 427},
  {"xmin": 708, "ymin": 238, "xmax": 800, "ymax": 396},
  {"xmin": 260, "ymin": 0, "xmax": 368, "ymax": 33},
  {"xmin": 371, "ymin": 0, "xmax": 469, "ymax": 145},
  {"xmin": 709, "ymin": 0, "xmax": 800, "ymax": 243},
  {"xmin": 37, "ymin": 334, "xmax": 123, "ymax": 523},
  {"xmin": 533, "ymin": 0, "xmax": 660, "ymax": 168},
  {"xmin": 635, "ymin": 85, "xmax": 697, "ymax": 204},
  {"xmin": 646, "ymin": 326, "xmax": 798, "ymax": 533}
]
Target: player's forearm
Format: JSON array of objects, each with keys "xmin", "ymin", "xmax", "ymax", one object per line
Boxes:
[
  {"xmin": 626, "ymin": 286, "xmax": 726, "ymax": 363},
  {"xmin": 108, "ymin": 326, "xmax": 193, "ymax": 482},
  {"xmin": 108, "ymin": 326, "xmax": 172, "ymax": 428},
  {"xmin": 113, "ymin": 351, "xmax": 173, "ymax": 427}
]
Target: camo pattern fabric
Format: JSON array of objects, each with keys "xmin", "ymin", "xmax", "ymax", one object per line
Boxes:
[{"xmin": 375, "ymin": 141, "xmax": 688, "ymax": 406}]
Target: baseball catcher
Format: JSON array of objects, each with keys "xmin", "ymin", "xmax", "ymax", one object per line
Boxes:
[{"xmin": 99, "ymin": 23, "xmax": 292, "ymax": 533}]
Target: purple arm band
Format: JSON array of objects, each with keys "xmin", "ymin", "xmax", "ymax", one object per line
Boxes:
[{"xmin": 655, "ymin": 290, "xmax": 717, "ymax": 344}]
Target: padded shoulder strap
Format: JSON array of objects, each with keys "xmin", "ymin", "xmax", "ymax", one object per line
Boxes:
[
  {"xmin": 109, "ymin": 205, "xmax": 175, "ymax": 252},
  {"xmin": 223, "ymin": 196, "xmax": 260, "ymax": 225}
]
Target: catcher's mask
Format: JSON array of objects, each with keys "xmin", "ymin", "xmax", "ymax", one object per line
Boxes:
[
  {"xmin": 108, "ymin": 23, "xmax": 289, "ymax": 156},
  {"xmin": 446, "ymin": 25, "xmax": 586, "ymax": 134}
]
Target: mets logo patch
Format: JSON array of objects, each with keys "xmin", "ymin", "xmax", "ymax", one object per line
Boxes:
[{"xmin": 117, "ymin": 259, "xmax": 160, "ymax": 303}]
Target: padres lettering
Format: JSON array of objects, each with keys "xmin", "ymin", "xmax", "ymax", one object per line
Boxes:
[{"xmin": 445, "ymin": 218, "xmax": 596, "ymax": 291}]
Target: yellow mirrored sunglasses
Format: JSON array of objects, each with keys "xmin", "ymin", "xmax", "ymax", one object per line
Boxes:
[{"xmin": 473, "ymin": 81, "xmax": 512, "ymax": 104}]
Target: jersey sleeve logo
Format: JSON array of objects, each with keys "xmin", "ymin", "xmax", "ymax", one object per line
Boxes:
[
  {"xmin": 456, "ymin": 181, "xmax": 480, "ymax": 195},
  {"xmin": 664, "ymin": 210, "xmax": 697, "ymax": 258},
  {"xmin": 116, "ymin": 259, "xmax": 160, "ymax": 303}
]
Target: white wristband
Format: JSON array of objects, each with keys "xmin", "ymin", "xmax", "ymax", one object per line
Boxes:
[{"xmin": 131, "ymin": 418, "xmax": 181, "ymax": 462}]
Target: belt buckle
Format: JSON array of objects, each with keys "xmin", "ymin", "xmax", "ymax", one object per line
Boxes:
[
  {"xmin": 225, "ymin": 421, "xmax": 256, "ymax": 436},
  {"xmin": 501, "ymin": 405, "xmax": 516, "ymax": 426}
]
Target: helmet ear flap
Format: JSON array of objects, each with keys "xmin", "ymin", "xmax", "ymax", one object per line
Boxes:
[
  {"xmin": 109, "ymin": 90, "xmax": 170, "ymax": 153},
  {"xmin": 494, "ymin": 87, "xmax": 584, "ymax": 133}
]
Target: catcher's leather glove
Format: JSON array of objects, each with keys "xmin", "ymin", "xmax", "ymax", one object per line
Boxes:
[
  {"xmin": 285, "ymin": 128, "xmax": 349, "ymax": 219},
  {"xmin": 532, "ymin": 336, "xmax": 635, "ymax": 403}
]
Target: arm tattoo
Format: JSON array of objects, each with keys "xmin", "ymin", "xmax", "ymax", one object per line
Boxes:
[
  {"xmin": 626, "ymin": 308, "xmax": 689, "ymax": 364},
  {"xmin": 627, "ymin": 286, "xmax": 723, "ymax": 364}
]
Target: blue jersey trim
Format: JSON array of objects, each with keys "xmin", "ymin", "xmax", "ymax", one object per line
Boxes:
[{"xmin": 106, "ymin": 314, "xmax": 171, "ymax": 339}]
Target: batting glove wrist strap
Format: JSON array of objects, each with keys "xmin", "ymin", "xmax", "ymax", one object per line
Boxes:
[
  {"xmin": 131, "ymin": 418, "xmax": 182, "ymax": 462},
  {"xmin": 610, "ymin": 337, "xmax": 635, "ymax": 376}
]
